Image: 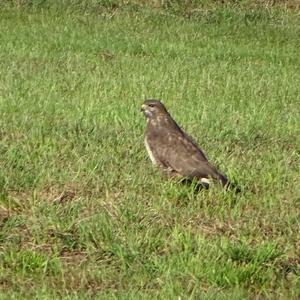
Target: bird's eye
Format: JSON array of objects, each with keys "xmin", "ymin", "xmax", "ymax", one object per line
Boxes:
[{"xmin": 148, "ymin": 104, "xmax": 155, "ymax": 108}]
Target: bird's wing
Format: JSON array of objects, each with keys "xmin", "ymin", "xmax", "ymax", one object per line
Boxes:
[{"xmin": 150, "ymin": 131, "xmax": 227, "ymax": 183}]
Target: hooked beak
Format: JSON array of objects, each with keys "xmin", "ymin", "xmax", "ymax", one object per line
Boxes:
[{"xmin": 140, "ymin": 104, "xmax": 147, "ymax": 112}]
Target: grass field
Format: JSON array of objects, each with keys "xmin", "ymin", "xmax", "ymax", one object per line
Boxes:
[{"xmin": 0, "ymin": 1, "xmax": 300, "ymax": 299}]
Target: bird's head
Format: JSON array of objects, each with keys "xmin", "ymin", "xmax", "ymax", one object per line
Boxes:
[{"xmin": 140, "ymin": 99, "xmax": 168, "ymax": 119}]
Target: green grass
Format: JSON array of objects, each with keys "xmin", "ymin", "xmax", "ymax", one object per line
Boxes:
[{"xmin": 0, "ymin": 2, "xmax": 300, "ymax": 299}]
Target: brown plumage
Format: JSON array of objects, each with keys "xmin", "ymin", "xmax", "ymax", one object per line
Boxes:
[{"xmin": 141, "ymin": 99, "xmax": 233, "ymax": 189}]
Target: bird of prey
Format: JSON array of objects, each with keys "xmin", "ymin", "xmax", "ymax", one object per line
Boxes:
[{"xmin": 141, "ymin": 99, "xmax": 235, "ymax": 190}]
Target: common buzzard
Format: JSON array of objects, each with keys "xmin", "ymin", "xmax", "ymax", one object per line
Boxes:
[{"xmin": 141, "ymin": 99, "xmax": 236, "ymax": 190}]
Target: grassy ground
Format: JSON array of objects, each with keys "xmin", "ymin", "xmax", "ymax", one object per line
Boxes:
[{"xmin": 0, "ymin": 2, "xmax": 300, "ymax": 299}]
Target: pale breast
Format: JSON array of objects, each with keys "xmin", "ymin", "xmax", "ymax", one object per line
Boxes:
[{"xmin": 144, "ymin": 137, "xmax": 157, "ymax": 165}]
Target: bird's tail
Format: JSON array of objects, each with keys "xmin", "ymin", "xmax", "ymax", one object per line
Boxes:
[{"xmin": 216, "ymin": 173, "xmax": 241, "ymax": 193}]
